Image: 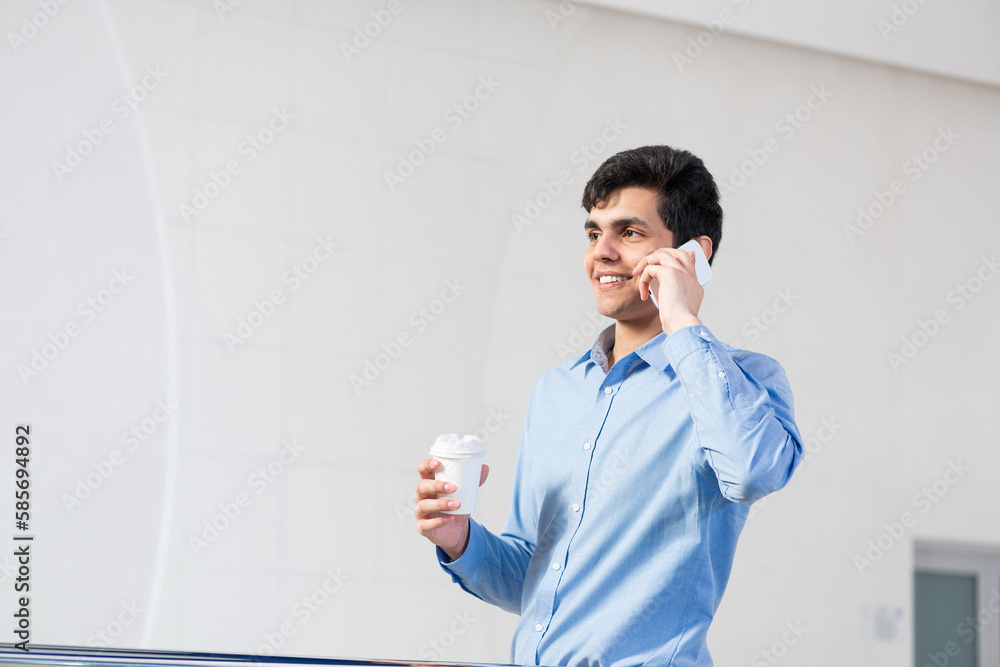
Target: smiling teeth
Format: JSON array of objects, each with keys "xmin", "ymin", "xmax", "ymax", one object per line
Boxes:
[{"xmin": 599, "ymin": 276, "xmax": 630, "ymax": 284}]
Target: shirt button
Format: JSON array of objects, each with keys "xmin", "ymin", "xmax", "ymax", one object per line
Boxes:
[
  {"xmin": 572, "ymin": 503, "xmax": 580, "ymax": 512},
  {"xmin": 535, "ymin": 623, "xmax": 543, "ymax": 632},
  {"xmin": 604, "ymin": 387, "xmax": 613, "ymax": 395},
  {"xmin": 718, "ymin": 371, "xmax": 726, "ymax": 378},
  {"xmin": 700, "ymin": 330, "xmax": 710, "ymax": 339},
  {"xmin": 583, "ymin": 442, "xmax": 592, "ymax": 451},
  {"xmin": 552, "ymin": 562, "xmax": 561, "ymax": 570}
]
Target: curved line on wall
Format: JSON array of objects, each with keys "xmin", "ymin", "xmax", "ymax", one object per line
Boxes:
[{"xmin": 96, "ymin": 0, "xmax": 181, "ymax": 647}]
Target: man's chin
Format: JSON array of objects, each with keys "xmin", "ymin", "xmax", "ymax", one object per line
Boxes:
[{"xmin": 594, "ymin": 294, "xmax": 652, "ymax": 321}]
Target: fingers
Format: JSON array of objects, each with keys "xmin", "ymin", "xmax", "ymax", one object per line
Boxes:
[
  {"xmin": 416, "ymin": 477, "xmax": 456, "ymax": 500},
  {"xmin": 633, "ymin": 247, "xmax": 694, "ymax": 275},
  {"xmin": 632, "ymin": 255, "xmax": 650, "ymax": 279},
  {"xmin": 637, "ymin": 263, "xmax": 669, "ymax": 301},
  {"xmin": 418, "ymin": 460, "xmax": 488, "ymax": 493},
  {"xmin": 635, "ymin": 264, "xmax": 655, "ymax": 300},
  {"xmin": 414, "ymin": 496, "xmax": 464, "ymax": 538},
  {"xmin": 417, "ymin": 457, "xmax": 443, "ymax": 480},
  {"xmin": 416, "ymin": 514, "xmax": 456, "ymax": 533},
  {"xmin": 415, "ymin": 496, "xmax": 461, "ymax": 519},
  {"xmin": 414, "ymin": 460, "xmax": 486, "ymax": 529},
  {"xmin": 634, "ymin": 248, "xmax": 696, "ymax": 296}
]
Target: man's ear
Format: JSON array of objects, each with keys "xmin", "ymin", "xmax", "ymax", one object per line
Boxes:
[{"xmin": 696, "ymin": 235, "xmax": 713, "ymax": 262}]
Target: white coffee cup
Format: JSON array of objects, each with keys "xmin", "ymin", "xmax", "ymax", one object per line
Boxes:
[{"xmin": 430, "ymin": 434, "xmax": 486, "ymax": 515}]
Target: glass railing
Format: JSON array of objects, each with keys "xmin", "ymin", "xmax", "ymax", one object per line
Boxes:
[{"xmin": 0, "ymin": 646, "xmax": 524, "ymax": 667}]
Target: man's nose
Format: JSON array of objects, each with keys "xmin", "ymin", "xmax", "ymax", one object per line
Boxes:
[{"xmin": 590, "ymin": 234, "xmax": 619, "ymax": 261}]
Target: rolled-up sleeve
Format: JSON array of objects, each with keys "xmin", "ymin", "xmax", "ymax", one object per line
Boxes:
[{"xmin": 663, "ymin": 324, "xmax": 803, "ymax": 504}]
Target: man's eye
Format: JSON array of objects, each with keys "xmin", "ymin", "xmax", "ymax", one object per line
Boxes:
[
  {"xmin": 624, "ymin": 229, "xmax": 639, "ymax": 238},
  {"xmin": 588, "ymin": 232, "xmax": 599, "ymax": 241}
]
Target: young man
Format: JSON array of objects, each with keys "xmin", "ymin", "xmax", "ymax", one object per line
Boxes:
[{"xmin": 414, "ymin": 145, "xmax": 803, "ymax": 666}]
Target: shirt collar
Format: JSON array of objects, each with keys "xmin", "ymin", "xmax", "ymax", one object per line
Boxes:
[
  {"xmin": 634, "ymin": 331, "xmax": 670, "ymax": 372},
  {"xmin": 570, "ymin": 324, "xmax": 615, "ymax": 372},
  {"xmin": 570, "ymin": 324, "xmax": 670, "ymax": 374}
]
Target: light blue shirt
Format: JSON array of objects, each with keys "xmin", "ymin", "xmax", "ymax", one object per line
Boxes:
[{"xmin": 437, "ymin": 323, "xmax": 803, "ymax": 667}]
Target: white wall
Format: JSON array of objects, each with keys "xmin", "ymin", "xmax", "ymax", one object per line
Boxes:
[
  {"xmin": 2, "ymin": 0, "xmax": 999, "ymax": 664},
  {"xmin": 591, "ymin": 0, "xmax": 1000, "ymax": 87}
]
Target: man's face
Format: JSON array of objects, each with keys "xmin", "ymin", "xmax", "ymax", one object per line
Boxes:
[{"xmin": 583, "ymin": 186, "xmax": 674, "ymax": 321}]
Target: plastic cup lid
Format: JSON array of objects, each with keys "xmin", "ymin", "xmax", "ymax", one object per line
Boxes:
[{"xmin": 430, "ymin": 433, "xmax": 485, "ymax": 458}]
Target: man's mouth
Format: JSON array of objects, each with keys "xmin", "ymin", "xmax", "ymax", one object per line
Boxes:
[{"xmin": 596, "ymin": 274, "xmax": 635, "ymax": 292}]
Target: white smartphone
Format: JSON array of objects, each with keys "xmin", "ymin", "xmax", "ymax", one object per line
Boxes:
[{"xmin": 649, "ymin": 239, "xmax": 712, "ymax": 308}]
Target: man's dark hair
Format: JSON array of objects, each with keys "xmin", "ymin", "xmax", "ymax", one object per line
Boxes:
[{"xmin": 581, "ymin": 145, "xmax": 723, "ymax": 266}]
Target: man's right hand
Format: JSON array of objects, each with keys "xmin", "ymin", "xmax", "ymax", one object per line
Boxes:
[{"xmin": 415, "ymin": 458, "xmax": 490, "ymax": 561}]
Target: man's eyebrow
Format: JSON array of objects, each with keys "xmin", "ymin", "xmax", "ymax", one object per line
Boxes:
[{"xmin": 584, "ymin": 217, "xmax": 652, "ymax": 231}]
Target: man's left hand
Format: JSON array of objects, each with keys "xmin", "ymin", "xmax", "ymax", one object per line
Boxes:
[{"xmin": 633, "ymin": 247, "xmax": 703, "ymax": 335}]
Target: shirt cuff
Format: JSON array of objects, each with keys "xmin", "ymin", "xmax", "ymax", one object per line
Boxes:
[
  {"xmin": 662, "ymin": 323, "xmax": 717, "ymax": 367},
  {"xmin": 436, "ymin": 517, "xmax": 488, "ymax": 580}
]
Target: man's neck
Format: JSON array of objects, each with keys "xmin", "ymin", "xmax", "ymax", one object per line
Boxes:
[{"xmin": 607, "ymin": 316, "xmax": 663, "ymax": 368}]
